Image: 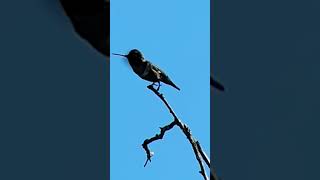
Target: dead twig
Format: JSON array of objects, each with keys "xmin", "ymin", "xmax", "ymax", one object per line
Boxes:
[
  {"xmin": 142, "ymin": 120, "xmax": 177, "ymax": 167},
  {"xmin": 141, "ymin": 85, "xmax": 218, "ymax": 180}
]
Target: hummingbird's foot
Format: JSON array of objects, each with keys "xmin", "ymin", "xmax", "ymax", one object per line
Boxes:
[
  {"xmin": 148, "ymin": 82, "xmax": 161, "ymax": 91},
  {"xmin": 148, "ymin": 83, "xmax": 156, "ymax": 90},
  {"xmin": 156, "ymin": 82, "xmax": 162, "ymax": 91}
]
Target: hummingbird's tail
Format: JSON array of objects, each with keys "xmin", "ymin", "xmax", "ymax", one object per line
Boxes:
[{"xmin": 166, "ymin": 81, "xmax": 180, "ymax": 91}]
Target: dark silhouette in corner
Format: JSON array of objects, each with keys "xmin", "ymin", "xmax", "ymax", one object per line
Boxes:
[
  {"xmin": 59, "ymin": 0, "xmax": 110, "ymax": 56},
  {"xmin": 211, "ymin": 77, "xmax": 225, "ymax": 91}
]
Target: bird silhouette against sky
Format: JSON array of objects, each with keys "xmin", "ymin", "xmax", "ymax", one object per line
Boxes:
[
  {"xmin": 59, "ymin": 1, "xmax": 224, "ymax": 91},
  {"xmin": 113, "ymin": 49, "xmax": 180, "ymax": 91}
]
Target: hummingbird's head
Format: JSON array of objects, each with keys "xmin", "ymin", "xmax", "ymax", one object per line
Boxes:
[
  {"xmin": 127, "ymin": 49, "xmax": 143, "ymax": 60},
  {"xmin": 112, "ymin": 49, "xmax": 144, "ymax": 64}
]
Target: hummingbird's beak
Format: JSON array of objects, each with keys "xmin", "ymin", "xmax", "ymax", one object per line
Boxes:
[{"xmin": 112, "ymin": 53, "xmax": 127, "ymax": 58}]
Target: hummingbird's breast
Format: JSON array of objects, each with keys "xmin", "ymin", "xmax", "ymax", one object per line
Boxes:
[
  {"xmin": 129, "ymin": 60, "xmax": 146, "ymax": 75},
  {"xmin": 130, "ymin": 60, "xmax": 160, "ymax": 82}
]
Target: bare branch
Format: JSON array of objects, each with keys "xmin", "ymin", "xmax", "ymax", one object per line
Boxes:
[
  {"xmin": 196, "ymin": 141, "xmax": 219, "ymax": 180},
  {"xmin": 142, "ymin": 120, "xmax": 177, "ymax": 167},
  {"xmin": 141, "ymin": 85, "xmax": 218, "ymax": 180}
]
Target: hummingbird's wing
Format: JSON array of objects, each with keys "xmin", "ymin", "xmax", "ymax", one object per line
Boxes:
[
  {"xmin": 149, "ymin": 62, "xmax": 180, "ymax": 90},
  {"xmin": 210, "ymin": 77, "xmax": 225, "ymax": 91},
  {"xmin": 148, "ymin": 62, "xmax": 165, "ymax": 79}
]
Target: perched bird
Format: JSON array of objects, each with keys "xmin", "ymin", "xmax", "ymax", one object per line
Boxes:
[
  {"xmin": 113, "ymin": 49, "xmax": 180, "ymax": 91},
  {"xmin": 210, "ymin": 77, "xmax": 225, "ymax": 91},
  {"xmin": 59, "ymin": 2, "xmax": 223, "ymax": 90}
]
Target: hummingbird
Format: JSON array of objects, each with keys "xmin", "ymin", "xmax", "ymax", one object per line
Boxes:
[
  {"xmin": 112, "ymin": 49, "xmax": 180, "ymax": 91},
  {"xmin": 59, "ymin": 3, "xmax": 224, "ymax": 91},
  {"xmin": 60, "ymin": 3, "xmax": 224, "ymax": 91}
]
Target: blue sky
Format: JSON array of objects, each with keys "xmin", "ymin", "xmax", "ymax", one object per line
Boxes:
[{"xmin": 110, "ymin": 0, "xmax": 210, "ymax": 179}]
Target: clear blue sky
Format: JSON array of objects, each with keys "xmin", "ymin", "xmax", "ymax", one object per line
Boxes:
[{"xmin": 110, "ymin": 0, "xmax": 210, "ymax": 179}]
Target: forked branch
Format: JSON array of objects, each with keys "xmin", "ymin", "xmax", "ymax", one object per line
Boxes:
[{"xmin": 142, "ymin": 85, "xmax": 218, "ymax": 180}]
